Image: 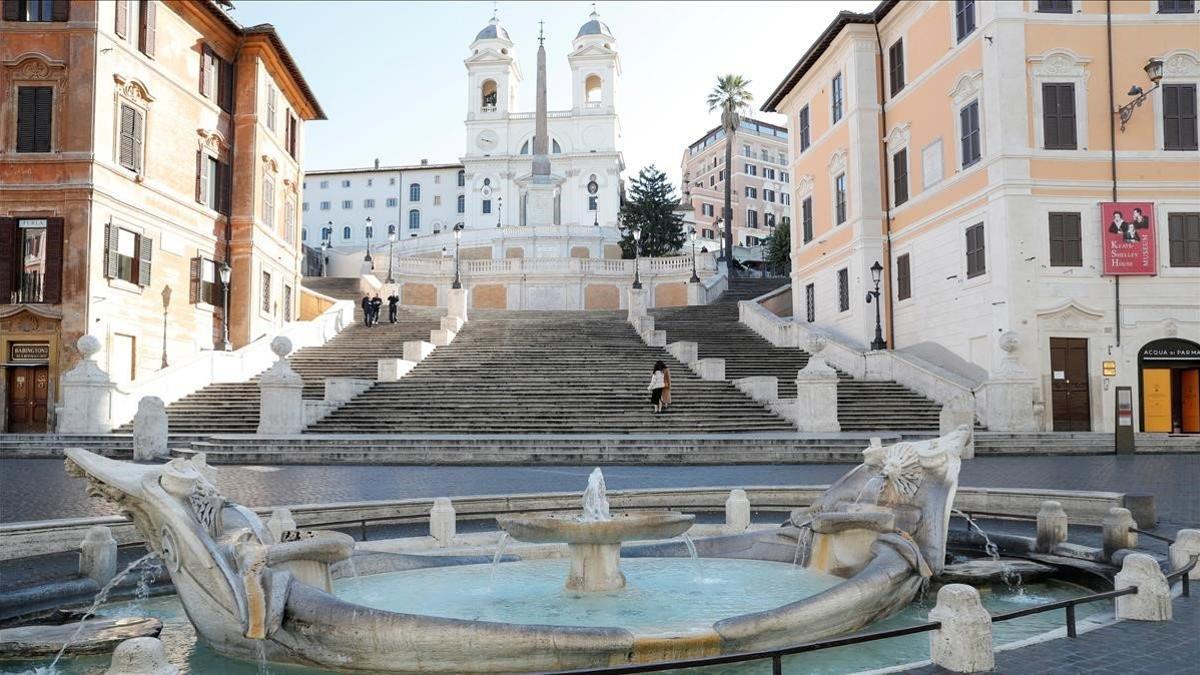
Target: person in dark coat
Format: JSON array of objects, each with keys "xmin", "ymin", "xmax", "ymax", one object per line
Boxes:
[
  {"xmin": 360, "ymin": 296, "xmax": 373, "ymax": 327},
  {"xmin": 370, "ymin": 295, "xmax": 383, "ymax": 326},
  {"xmin": 387, "ymin": 294, "xmax": 400, "ymax": 323}
]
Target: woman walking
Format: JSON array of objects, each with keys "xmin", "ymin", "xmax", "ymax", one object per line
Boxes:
[
  {"xmin": 648, "ymin": 361, "xmax": 667, "ymax": 414},
  {"xmin": 661, "ymin": 364, "xmax": 672, "ymax": 411}
]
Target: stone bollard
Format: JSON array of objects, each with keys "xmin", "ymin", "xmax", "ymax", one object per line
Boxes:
[
  {"xmin": 440, "ymin": 316, "xmax": 464, "ymax": 333},
  {"xmin": 57, "ymin": 335, "xmax": 117, "ymax": 433},
  {"xmin": 928, "ymin": 584, "xmax": 994, "ymax": 673},
  {"xmin": 79, "ymin": 525, "xmax": 118, "ymax": 587},
  {"xmin": 1102, "ymin": 507, "xmax": 1138, "ymax": 560},
  {"xmin": 695, "ymin": 358, "xmax": 725, "ymax": 381},
  {"xmin": 725, "ymin": 489, "xmax": 750, "ymax": 533},
  {"xmin": 795, "ymin": 335, "xmax": 840, "ymax": 433},
  {"xmin": 132, "ymin": 396, "xmax": 168, "ymax": 462},
  {"xmin": 377, "ymin": 358, "xmax": 417, "ymax": 381},
  {"xmin": 1035, "ymin": 500, "xmax": 1069, "ymax": 553},
  {"xmin": 666, "ymin": 341, "xmax": 698, "ymax": 365},
  {"xmin": 447, "ymin": 288, "xmax": 468, "ymax": 322},
  {"xmin": 267, "ymin": 508, "xmax": 297, "ymax": 543},
  {"xmin": 105, "ymin": 637, "xmax": 178, "ymax": 675},
  {"xmin": 430, "ymin": 328, "xmax": 456, "ymax": 346},
  {"xmin": 939, "ymin": 394, "xmax": 976, "ymax": 459},
  {"xmin": 1114, "ymin": 553, "xmax": 1172, "ymax": 621},
  {"xmin": 258, "ymin": 337, "xmax": 304, "ymax": 434},
  {"xmin": 430, "ymin": 497, "xmax": 456, "ymax": 547},
  {"xmin": 1168, "ymin": 529, "xmax": 1200, "ymax": 580},
  {"xmin": 403, "ymin": 340, "xmax": 436, "ymax": 363}
]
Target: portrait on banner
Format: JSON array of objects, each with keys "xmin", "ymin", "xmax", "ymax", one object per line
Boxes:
[{"xmin": 1101, "ymin": 202, "xmax": 1156, "ymax": 275}]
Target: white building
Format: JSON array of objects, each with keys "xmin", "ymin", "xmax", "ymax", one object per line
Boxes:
[{"xmin": 301, "ymin": 160, "xmax": 465, "ymax": 252}]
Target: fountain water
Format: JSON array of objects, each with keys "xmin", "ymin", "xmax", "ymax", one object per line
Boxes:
[
  {"xmin": 489, "ymin": 532, "xmax": 510, "ymax": 588},
  {"xmin": 45, "ymin": 553, "xmax": 155, "ymax": 671},
  {"xmin": 953, "ymin": 509, "xmax": 1024, "ymax": 595},
  {"xmin": 581, "ymin": 467, "xmax": 610, "ymax": 522},
  {"xmin": 679, "ymin": 532, "xmax": 703, "ymax": 581}
]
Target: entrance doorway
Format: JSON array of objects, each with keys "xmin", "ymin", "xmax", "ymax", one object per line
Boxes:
[
  {"xmin": 1050, "ymin": 337, "xmax": 1090, "ymax": 431},
  {"xmin": 1139, "ymin": 338, "xmax": 1200, "ymax": 433},
  {"xmin": 6, "ymin": 365, "xmax": 48, "ymax": 433}
]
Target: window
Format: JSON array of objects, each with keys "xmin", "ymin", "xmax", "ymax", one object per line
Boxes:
[
  {"xmin": 802, "ymin": 197, "xmax": 813, "ymax": 243},
  {"xmin": 302, "ymin": 202, "xmax": 309, "ymax": 212},
  {"xmin": 261, "ymin": 270, "xmax": 271, "ymax": 313},
  {"xmin": 1042, "ymin": 83, "xmax": 1077, "ymax": 149},
  {"xmin": 760, "ymin": 148, "xmax": 770, "ymax": 161},
  {"xmin": 301, "ymin": 228, "xmax": 307, "ymax": 241},
  {"xmin": 779, "ymin": 152, "xmax": 787, "ymax": 165},
  {"xmin": 765, "ymin": 212, "xmax": 776, "ymax": 228},
  {"xmin": 588, "ymin": 196, "xmax": 598, "ymax": 211},
  {"xmin": 434, "ymin": 175, "xmax": 441, "ymax": 185},
  {"xmin": 805, "ymin": 283, "xmax": 815, "ymax": 322},
  {"xmin": 1163, "ymin": 84, "xmax": 1198, "ymax": 151},
  {"xmin": 896, "ymin": 253, "xmax": 911, "ymax": 301},
  {"xmin": 367, "ymin": 179, "xmax": 373, "ymax": 187},
  {"xmin": 342, "ymin": 226, "xmax": 351, "ymax": 239},
  {"xmin": 965, "ymin": 222, "xmax": 986, "ymax": 278},
  {"xmin": 104, "ymin": 224, "xmax": 151, "ymax": 286},
  {"xmin": 834, "ymin": 173, "xmax": 847, "ymax": 224},
  {"xmin": 889, "ymin": 39, "xmax": 905, "ymax": 97},
  {"xmin": 719, "ymin": 170, "xmax": 724, "ymax": 181},
  {"xmin": 199, "ymin": 45, "xmax": 233, "ymax": 113},
  {"xmin": 389, "ymin": 177, "xmax": 396, "ymax": 186},
  {"xmin": 2, "ymin": 217, "xmax": 64, "ymax": 304},
  {"xmin": 284, "ymin": 198, "xmax": 296, "ymax": 243},
  {"xmin": 457, "ymin": 170, "xmax": 465, "ymax": 187},
  {"xmin": 433, "ymin": 196, "xmax": 441, "ymax": 206},
  {"xmin": 15, "ymin": 86, "xmax": 52, "ymax": 153},
  {"xmin": 745, "ymin": 164, "xmax": 757, "ymax": 177},
  {"xmin": 1168, "ymin": 213, "xmax": 1200, "ymax": 267},
  {"xmin": 197, "ymin": 154, "xmax": 219, "ymax": 210},
  {"xmin": 136, "ymin": 0, "xmax": 156, "ymax": 57},
  {"xmin": 190, "ymin": 257, "xmax": 218, "ymax": 305},
  {"xmin": 764, "ymin": 189, "xmax": 775, "ymax": 203},
  {"xmin": 409, "ymin": 183, "xmax": 421, "ymax": 201},
  {"xmin": 266, "ymin": 84, "xmax": 277, "ymax": 132},
  {"xmin": 319, "ymin": 180, "xmax": 329, "ymax": 189},
  {"xmin": 457, "ymin": 195, "xmax": 465, "ymax": 213},
  {"xmin": 482, "ymin": 199, "xmax": 492, "ymax": 214},
  {"xmin": 337, "ymin": 200, "xmax": 350, "ymax": 209},
  {"xmin": 6, "ymin": 0, "xmax": 67, "ymax": 21},
  {"xmin": 115, "ymin": 103, "xmax": 145, "ymax": 172},
  {"xmin": 1158, "ymin": 0, "xmax": 1195, "ymax": 12},
  {"xmin": 386, "ymin": 197, "xmax": 398, "ymax": 208},
  {"xmin": 799, "ymin": 106, "xmax": 810, "ymax": 152},
  {"xmin": 743, "ymin": 143, "xmax": 752, "ymax": 157},
  {"xmin": 764, "ymin": 168, "xmax": 775, "ymax": 180},
  {"xmin": 831, "ymin": 73, "xmax": 844, "ymax": 124},
  {"xmin": 262, "ymin": 176, "xmax": 274, "ymax": 228},
  {"xmin": 283, "ymin": 285, "xmax": 292, "ymax": 322},
  {"xmin": 408, "ymin": 209, "xmax": 421, "ymax": 229},
  {"xmin": 837, "ymin": 268, "xmax": 849, "ymax": 312},
  {"xmin": 782, "ymin": 193, "xmax": 790, "ymax": 206},
  {"xmin": 892, "ymin": 148, "xmax": 909, "ymax": 206},
  {"xmin": 701, "ymin": 203, "xmax": 714, "ymax": 217},
  {"xmin": 481, "ymin": 79, "xmax": 498, "ymax": 111},
  {"xmin": 745, "ymin": 186, "xmax": 757, "ymax": 199},
  {"xmin": 1048, "ymin": 212, "xmax": 1082, "ymax": 267},
  {"xmin": 955, "ymin": 0, "xmax": 976, "ymax": 42},
  {"xmin": 960, "ymin": 100, "xmax": 981, "ymax": 167},
  {"xmin": 320, "ymin": 201, "xmax": 331, "ymax": 210},
  {"xmin": 1038, "ymin": 0, "xmax": 1072, "ymax": 12},
  {"xmin": 781, "ymin": 171, "xmax": 790, "ymax": 183},
  {"xmin": 341, "ymin": 179, "xmax": 351, "ymax": 188},
  {"xmin": 364, "ymin": 199, "xmax": 375, "ymax": 208},
  {"xmin": 321, "ymin": 226, "xmax": 332, "ymax": 240},
  {"xmin": 747, "ymin": 209, "xmax": 758, "ymax": 228},
  {"xmin": 387, "ymin": 224, "xmax": 396, "ymax": 236},
  {"xmin": 709, "ymin": 176, "xmax": 715, "ymax": 187}
]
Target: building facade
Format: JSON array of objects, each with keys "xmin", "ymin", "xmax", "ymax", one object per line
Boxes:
[
  {"xmin": 764, "ymin": 0, "xmax": 1200, "ymax": 434},
  {"xmin": 681, "ymin": 118, "xmax": 792, "ymax": 257},
  {"xmin": 0, "ymin": 0, "xmax": 322, "ymax": 432}
]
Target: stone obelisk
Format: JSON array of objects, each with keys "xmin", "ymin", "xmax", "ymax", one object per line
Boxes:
[{"xmin": 525, "ymin": 21, "xmax": 559, "ymax": 226}]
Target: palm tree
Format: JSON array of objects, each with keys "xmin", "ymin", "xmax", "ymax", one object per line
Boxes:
[{"xmin": 706, "ymin": 74, "xmax": 753, "ymax": 277}]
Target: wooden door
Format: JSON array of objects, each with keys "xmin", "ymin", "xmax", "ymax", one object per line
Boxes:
[
  {"xmin": 6, "ymin": 366, "xmax": 49, "ymax": 433},
  {"xmin": 1050, "ymin": 338, "xmax": 1090, "ymax": 431},
  {"xmin": 1181, "ymin": 369, "xmax": 1199, "ymax": 433}
]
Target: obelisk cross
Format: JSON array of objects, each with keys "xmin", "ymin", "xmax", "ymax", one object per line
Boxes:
[{"xmin": 538, "ymin": 20, "xmax": 545, "ymax": 45}]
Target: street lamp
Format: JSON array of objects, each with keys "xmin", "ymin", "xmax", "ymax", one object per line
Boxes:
[
  {"xmin": 865, "ymin": 260, "xmax": 886, "ymax": 351},
  {"xmin": 386, "ymin": 231, "xmax": 397, "ymax": 283},
  {"xmin": 689, "ymin": 227, "xmax": 700, "ymax": 283},
  {"xmin": 631, "ymin": 225, "xmax": 643, "ymax": 290},
  {"xmin": 496, "ymin": 196, "xmax": 503, "ymax": 228},
  {"xmin": 219, "ymin": 262, "xmax": 232, "ymax": 352},
  {"xmin": 452, "ymin": 222, "xmax": 464, "ymax": 289},
  {"xmin": 363, "ymin": 216, "xmax": 374, "ymax": 264},
  {"xmin": 1117, "ymin": 58, "xmax": 1165, "ymax": 131}
]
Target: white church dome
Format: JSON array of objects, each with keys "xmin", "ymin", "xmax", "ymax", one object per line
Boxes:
[
  {"xmin": 576, "ymin": 11, "xmax": 613, "ymax": 39},
  {"xmin": 475, "ymin": 16, "xmax": 511, "ymax": 42}
]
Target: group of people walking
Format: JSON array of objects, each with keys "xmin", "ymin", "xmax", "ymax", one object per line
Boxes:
[{"xmin": 360, "ymin": 294, "xmax": 401, "ymax": 327}]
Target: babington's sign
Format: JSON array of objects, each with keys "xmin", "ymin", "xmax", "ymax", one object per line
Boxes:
[
  {"xmin": 9, "ymin": 343, "xmax": 50, "ymax": 361},
  {"xmin": 1101, "ymin": 202, "xmax": 1156, "ymax": 276}
]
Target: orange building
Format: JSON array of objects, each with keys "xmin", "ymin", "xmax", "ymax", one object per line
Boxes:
[
  {"xmin": 763, "ymin": 0, "xmax": 1199, "ymax": 433},
  {"xmin": 0, "ymin": 0, "xmax": 324, "ymax": 432}
]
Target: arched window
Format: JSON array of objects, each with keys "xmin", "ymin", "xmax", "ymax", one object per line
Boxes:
[
  {"xmin": 552, "ymin": 139, "xmax": 562, "ymax": 154},
  {"xmin": 408, "ymin": 209, "xmax": 420, "ymax": 229},
  {"xmin": 342, "ymin": 226, "xmax": 351, "ymax": 239},
  {"xmin": 387, "ymin": 223, "xmax": 396, "ymax": 236},
  {"xmin": 520, "ymin": 140, "xmax": 530, "ymax": 155},
  {"xmin": 409, "ymin": 183, "xmax": 421, "ymax": 201},
  {"xmin": 301, "ymin": 228, "xmax": 307, "ymax": 241},
  {"xmin": 457, "ymin": 195, "xmax": 465, "ymax": 213},
  {"xmin": 480, "ymin": 79, "xmax": 497, "ymax": 112},
  {"xmin": 321, "ymin": 226, "xmax": 332, "ymax": 240},
  {"xmin": 584, "ymin": 74, "xmax": 602, "ymax": 103},
  {"xmin": 457, "ymin": 170, "xmax": 465, "ymax": 187}
]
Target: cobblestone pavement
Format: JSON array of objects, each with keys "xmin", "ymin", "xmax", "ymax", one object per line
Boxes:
[{"xmin": 1, "ymin": 454, "xmax": 1197, "ymax": 526}]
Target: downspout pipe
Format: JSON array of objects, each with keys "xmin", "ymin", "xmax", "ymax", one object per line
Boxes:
[
  {"xmin": 1106, "ymin": 0, "xmax": 1121, "ymax": 347},
  {"xmin": 873, "ymin": 17, "xmax": 895, "ymax": 349}
]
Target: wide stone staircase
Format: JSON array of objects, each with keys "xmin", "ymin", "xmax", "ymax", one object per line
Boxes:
[
  {"xmin": 651, "ymin": 279, "xmax": 945, "ymax": 431},
  {"xmin": 122, "ymin": 278, "xmax": 441, "ymax": 434},
  {"xmin": 309, "ymin": 310, "xmax": 796, "ymax": 434}
]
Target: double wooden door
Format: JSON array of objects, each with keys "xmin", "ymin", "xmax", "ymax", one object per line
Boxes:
[
  {"xmin": 6, "ymin": 366, "xmax": 48, "ymax": 433},
  {"xmin": 1050, "ymin": 338, "xmax": 1090, "ymax": 432}
]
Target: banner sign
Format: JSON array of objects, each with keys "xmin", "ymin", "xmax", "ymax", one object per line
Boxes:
[{"xmin": 1101, "ymin": 202, "xmax": 1156, "ymax": 275}]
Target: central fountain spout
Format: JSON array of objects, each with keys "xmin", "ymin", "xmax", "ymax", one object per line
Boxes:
[{"xmin": 496, "ymin": 468, "xmax": 694, "ymax": 591}]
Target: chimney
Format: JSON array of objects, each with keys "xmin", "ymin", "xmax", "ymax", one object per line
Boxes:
[
  {"xmin": 421, "ymin": 158, "xmax": 429, "ymax": 166},
  {"xmin": 374, "ymin": 158, "xmax": 380, "ymax": 169}
]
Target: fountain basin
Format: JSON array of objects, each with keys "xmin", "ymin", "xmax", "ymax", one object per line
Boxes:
[{"xmin": 495, "ymin": 511, "xmax": 695, "ymax": 545}]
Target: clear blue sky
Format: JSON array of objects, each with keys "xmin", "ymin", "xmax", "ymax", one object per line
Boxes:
[{"xmin": 232, "ymin": 0, "xmax": 878, "ymax": 187}]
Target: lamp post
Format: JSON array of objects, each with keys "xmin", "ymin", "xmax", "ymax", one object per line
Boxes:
[
  {"xmin": 219, "ymin": 262, "xmax": 232, "ymax": 352},
  {"xmin": 631, "ymin": 225, "xmax": 643, "ymax": 290},
  {"xmin": 866, "ymin": 260, "xmax": 886, "ymax": 351},
  {"xmin": 160, "ymin": 285, "xmax": 171, "ymax": 368},
  {"xmin": 452, "ymin": 223, "xmax": 464, "ymax": 289},
  {"xmin": 363, "ymin": 216, "xmax": 373, "ymax": 265},
  {"xmin": 323, "ymin": 221, "xmax": 333, "ymax": 277},
  {"xmin": 1117, "ymin": 58, "xmax": 1165, "ymax": 131},
  {"xmin": 496, "ymin": 196, "xmax": 503, "ymax": 228},
  {"xmin": 386, "ymin": 231, "xmax": 397, "ymax": 283},
  {"xmin": 689, "ymin": 227, "xmax": 700, "ymax": 283}
]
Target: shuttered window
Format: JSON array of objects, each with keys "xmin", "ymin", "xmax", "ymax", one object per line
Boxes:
[
  {"xmin": 218, "ymin": 58, "xmax": 234, "ymax": 113},
  {"xmin": 831, "ymin": 73, "xmax": 844, "ymax": 124},
  {"xmin": 960, "ymin": 100, "xmax": 981, "ymax": 167},
  {"xmin": 834, "ymin": 174, "xmax": 847, "ymax": 224},
  {"xmin": 799, "ymin": 106, "xmax": 810, "ymax": 152},
  {"xmin": 1168, "ymin": 212, "xmax": 1200, "ymax": 267},
  {"xmin": 261, "ymin": 270, "xmax": 272, "ymax": 313},
  {"xmin": 283, "ymin": 285, "xmax": 292, "ymax": 322},
  {"xmin": 1048, "ymin": 212, "xmax": 1083, "ymax": 267},
  {"xmin": 199, "ymin": 45, "xmax": 235, "ymax": 113},
  {"xmin": 138, "ymin": 0, "xmax": 156, "ymax": 57},
  {"xmin": 896, "ymin": 253, "xmax": 911, "ymax": 301},
  {"xmin": 199, "ymin": 44, "xmax": 215, "ymax": 98},
  {"xmin": 114, "ymin": 0, "xmax": 128, "ymax": 37},
  {"xmin": 287, "ymin": 112, "xmax": 298, "ymax": 158},
  {"xmin": 197, "ymin": 153, "xmax": 218, "ymax": 210},
  {"xmin": 1163, "ymin": 84, "xmax": 1198, "ymax": 151},
  {"xmin": 1158, "ymin": 1, "xmax": 1195, "ymax": 13},
  {"xmin": 802, "ymin": 197, "xmax": 813, "ymax": 243},
  {"xmin": 117, "ymin": 103, "xmax": 143, "ymax": 173},
  {"xmin": 965, "ymin": 223, "xmax": 986, "ymax": 278},
  {"xmin": 892, "ymin": 148, "xmax": 909, "ymax": 206},
  {"xmin": 805, "ymin": 283, "xmax": 815, "ymax": 322},
  {"xmin": 189, "ymin": 257, "xmax": 218, "ymax": 305},
  {"xmin": 888, "ymin": 39, "xmax": 905, "ymax": 98},
  {"xmin": 955, "ymin": 0, "xmax": 975, "ymax": 42},
  {"xmin": 104, "ymin": 224, "xmax": 151, "ymax": 286},
  {"xmin": 1037, "ymin": 0, "xmax": 1072, "ymax": 12},
  {"xmin": 16, "ymin": 86, "xmax": 52, "ymax": 153},
  {"xmin": 284, "ymin": 198, "xmax": 296, "ymax": 244},
  {"xmin": 1042, "ymin": 83, "xmax": 1077, "ymax": 150},
  {"xmin": 837, "ymin": 268, "xmax": 849, "ymax": 312},
  {"xmin": 0, "ymin": 217, "xmax": 62, "ymax": 304},
  {"xmin": 262, "ymin": 176, "xmax": 275, "ymax": 228},
  {"xmin": 267, "ymin": 85, "xmax": 277, "ymax": 132}
]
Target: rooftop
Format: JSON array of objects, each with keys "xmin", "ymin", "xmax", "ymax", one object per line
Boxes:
[
  {"xmin": 304, "ymin": 162, "xmax": 465, "ymax": 177},
  {"xmin": 686, "ymin": 118, "xmax": 789, "ymax": 155}
]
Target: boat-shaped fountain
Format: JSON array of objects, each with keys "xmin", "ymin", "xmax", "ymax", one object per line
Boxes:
[{"xmin": 61, "ymin": 425, "xmax": 972, "ymax": 672}]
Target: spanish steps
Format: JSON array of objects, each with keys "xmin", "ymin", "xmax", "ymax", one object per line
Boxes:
[{"xmin": 650, "ymin": 278, "xmax": 945, "ymax": 431}]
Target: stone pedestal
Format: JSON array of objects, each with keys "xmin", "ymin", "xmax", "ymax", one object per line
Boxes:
[
  {"xmin": 666, "ymin": 341, "xmax": 697, "ymax": 365},
  {"xmin": 725, "ymin": 489, "xmax": 750, "ymax": 532},
  {"xmin": 105, "ymin": 637, "xmax": 178, "ymax": 675},
  {"xmin": 687, "ymin": 281, "xmax": 705, "ymax": 306},
  {"xmin": 440, "ymin": 316, "xmax": 464, "ymax": 333},
  {"xmin": 1114, "ymin": 553, "xmax": 1172, "ymax": 621},
  {"xmin": 732, "ymin": 376, "xmax": 777, "ymax": 404},
  {"xmin": 257, "ymin": 337, "xmax": 304, "ymax": 434},
  {"xmin": 566, "ymin": 543, "xmax": 625, "ymax": 592},
  {"xmin": 132, "ymin": 397, "xmax": 168, "ymax": 462},
  {"xmin": 1035, "ymin": 501, "xmax": 1068, "ymax": 553},
  {"xmin": 1169, "ymin": 529, "xmax": 1200, "ymax": 580},
  {"xmin": 57, "ymin": 336, "xmax": 116, "ymax": 434},
  {"xmin": 430, "ymin": 497, "xmax": 456, "ymax": 547},
  {"xmin": 940, "ymin": 395, "xmax": 976, "ymax": 458},
  {"xmin": 377, "ymin": 359, "xmax": 417, "ymax": 381},
  {"xmin": 695, "ymin": 358, "xmax": 725, "ymax": 381},
  {"xmin": 267, "ymin": 508, "xmax": 297, "ymax": 543},
  {"xmin": 627, "ymin": 287, "xmax": 648, "ymax": 323},
  {"xmin": 980, "ymin": 332, "xmax": 1038, "ymax": 432},
  {"xmin": 430, "ymin": 328, "xmax": 456, "ymax": 346},
  {"xmin": 928, "ymin": 584, "xmax": 994, "ymax": 673},
  {"xmin": 403, "ymin": 340, "xmax": 435, "ymax": 362},
  {"xmin": 447, "ymin": 288, "xmax": 468, "ymax": 322},
  {"xmin": 79, "ymin": 525, "xmax": 118, "ymax": 587},
  {"xmin": 1103, "ymin": 507, "xmax": 1138, "ymax": 560},
  {"xmin": 795, "ymin": 336, "xmax": 840, "ymax": 433}
]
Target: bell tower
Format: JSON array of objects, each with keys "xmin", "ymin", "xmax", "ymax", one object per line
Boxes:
[
  {"xmin": 465, "ymin": 13, "xmax": 521, "ymax": 120},
  {"xmin": 569, "ymin": 9, "xmax": 619, "ymax": 114}
]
